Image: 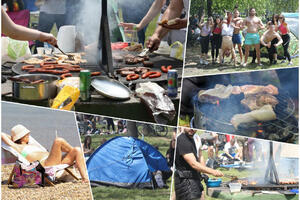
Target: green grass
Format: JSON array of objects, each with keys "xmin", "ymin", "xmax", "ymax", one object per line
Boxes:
[{"xmin": 81, "ymin": 125, "xmax": 174, "ymax": 200}]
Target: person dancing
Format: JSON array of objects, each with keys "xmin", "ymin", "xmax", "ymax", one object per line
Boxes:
[
  {"xmin": 210, "ymin": 16, "xmax": 222, "ymax": 64},
  {"xmin": 278, "ymin": 14, "xmax": 292, "ymax": 65}
]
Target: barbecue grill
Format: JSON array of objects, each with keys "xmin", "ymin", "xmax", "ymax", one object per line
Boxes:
[
  {"xmin": 192, "ymin": 88, "xmax": 298, "ymax": 143},
  {"xmin": 226, "ymin": 141, "xmax": 299, "ymax": 191}
]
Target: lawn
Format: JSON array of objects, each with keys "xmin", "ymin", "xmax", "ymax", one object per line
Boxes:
[
  {"xmin": 184, "ymin": 45, "xmax": 299, "ymax": 77},
  {"xmin": 81, "ymin": 126, "xmax": 174, "ymax": 200}
]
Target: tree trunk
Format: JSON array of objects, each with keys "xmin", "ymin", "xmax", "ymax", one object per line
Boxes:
[
  {"xmin": 127, "ymin": 121, "xmax": 138, "ymax": 138},
  {"xmin": 207, "ymin": 0, "xmax": 212, "ymax": 17}
]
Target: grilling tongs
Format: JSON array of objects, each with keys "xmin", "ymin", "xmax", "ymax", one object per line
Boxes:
[{"xmin": 54, "ymin": 44, "xmax": 75, "ymax": 60}]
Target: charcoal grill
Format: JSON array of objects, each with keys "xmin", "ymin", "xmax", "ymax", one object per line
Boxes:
[
  {"xmin": 192, "ymin": 87, "xmax": 298, "ymax": 143},
  {"xmin": 226, "ymin": 142, "xmax": 299, "ymax": 191}
]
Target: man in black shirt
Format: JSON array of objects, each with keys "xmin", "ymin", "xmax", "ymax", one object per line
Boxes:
[{"xmin": 175, "ymin": 128, "xmax": 223, "ymax": 200}]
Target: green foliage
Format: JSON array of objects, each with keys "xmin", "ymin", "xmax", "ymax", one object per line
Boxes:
[{"xmin": 190, "ymin": 0, "xmax": 299, "ymax": 17}]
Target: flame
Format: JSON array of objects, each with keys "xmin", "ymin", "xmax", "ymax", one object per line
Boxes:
[
  {"xmin": 250, "ymin": 181, "xmax": 257, "ymax": 185},
  {"xmin": 257, "ymin": 130, "xmax": 264, "ymax": 133},
  {"xmin": 258, "ymin": 123, "xmax": 262, "ymax": 126}
]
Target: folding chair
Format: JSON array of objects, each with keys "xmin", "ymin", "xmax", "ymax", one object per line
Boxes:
[{"xmin": 1, "ymin": 136, "xmax": 79, "ymax": 187}]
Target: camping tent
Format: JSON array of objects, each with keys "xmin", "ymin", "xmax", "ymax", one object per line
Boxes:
[{"xmin": 86, "ymin": 136, "xmax": 170, "ymax": 188}]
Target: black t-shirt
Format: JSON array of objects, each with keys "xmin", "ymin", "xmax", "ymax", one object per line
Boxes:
[{"xmin": 175, "ymin": 133, "xmax": 198, "ymax": 171}]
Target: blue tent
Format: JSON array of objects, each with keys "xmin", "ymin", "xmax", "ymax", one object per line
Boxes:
[{"xmin": 86, "ymin": 136, "xmax": 170, "ymax": 188}]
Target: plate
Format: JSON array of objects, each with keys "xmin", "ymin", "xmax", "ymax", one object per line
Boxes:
[{"xmin": 91, "ymin": 77, "xmax": 131, "ymax": 100}]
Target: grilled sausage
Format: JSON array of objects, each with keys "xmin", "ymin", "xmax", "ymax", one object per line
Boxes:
[
  {"xmin": 161, "ymin": 65, "xmax": 172, "ymax": 73},
  {"xmin": 21, "ymin": 65, "xmax": 35, "ymax": 71},
  {"xmin": 60, "ymin": 73, "xmax": 73, "ymax": 79},
  {"xmin": 143, "ymin": 61, "xmax": 154, "ymax": 67},
  {"xmin": 142, "ymin": 71, "xmax": 161, "ymax": 79},
  {"xmin": 149, "ymin": 71, "xmax": 161, "ymax": 78},
  {"xmin": 126, "ymin": 74, "xmax": 139, "ymax": 81},
  {"xmin": 31, "ymin": 79, "xmax": 45, "ymax": 84},
  {"xmin": 91, "ymin": 72, "xmax": 101, "ymax": 76}
]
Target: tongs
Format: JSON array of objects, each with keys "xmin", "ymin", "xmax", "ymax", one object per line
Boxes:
[
  {"xmin": 138, "ymin": 48, "xmax": 150, "ymax": 57},
  {"xmin": 224, "ymin": 175, "xmax": 238, "ymax": 181},
  {"xmin": 54, "ymin": 44, "xmax": 75, "ymax": 60}
]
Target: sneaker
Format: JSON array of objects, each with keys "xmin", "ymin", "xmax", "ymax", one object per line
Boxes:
[
  {"xmin": 273, "ymin": 60, "xmax": 277, "ymax": 65},
  {"xmin": 281, "ymin": 60, "xmax": 287, "ymax": 64},
  {"xmin": 242, "ymin": 63, "xmax": 247, "ymax": 67},
  {"xmin": 203, "ymin": 60, "xmax": 209, "ymax": 65},
  {"xmin": 199, "ymin": 58, "xmax": 203, "ymax": 64},
  {"xmin": 288, "ymin": 61, "xmax": 293, "ymax": 66},
  {"xmin": 258, "ymin": 63, "xmax": 263, "ymax": 66},
  {"xmin": 240, "ymin": 62, "xmax": 244, "ymax": 66}
]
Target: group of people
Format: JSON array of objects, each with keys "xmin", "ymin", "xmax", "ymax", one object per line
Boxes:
[{"xmin": 197, "ymin": 8, "xmax": 292, "ymax": 66}]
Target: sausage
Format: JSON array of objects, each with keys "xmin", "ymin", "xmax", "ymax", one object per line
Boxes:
[
  {"xmin": 149, "ymin": 71, "xmax": 161, "ymax": 78},
  {"xmin": 161, "ymin": 65, "xmax": 172, "ymax": 73},
  {"xmin": 120, "ymin": 70, "xmax": 135, "ymax": 77},
  {"xmin": 31, "ymin": 79, "xmax": 45, "ymax": 84},
  {"xmin": 40, "ymin": 61, "xmax": 57, "ymax": 67},
  {"xmin": 68, "ymin": 67, "xmax": 82, "ymax": 72},
  {"xmin": 21, "ymin": 65, "xmax": 35, "ymax": 71},
  {"xmin": 50, "ymin": 69, "xmax": 70, "ymax": 74},
  {"xmin": 142, "ymin": 71, "xmax": 161, "ymax": 79},
  {"xmin": 126, "ymin": 74, "xmax": 139, "ymax": 81},
  {"xmin": 91, "ymin": 72, "xmax": 101, "ymax": 76},
  {"xmin": 60, "ymin": 73, "xmax": 73, "ymax": 79}
]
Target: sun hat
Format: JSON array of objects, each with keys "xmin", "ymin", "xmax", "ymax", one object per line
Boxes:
[{"xmin": 11, "ymin": 124, "xmax": 30, "ymax": 142}]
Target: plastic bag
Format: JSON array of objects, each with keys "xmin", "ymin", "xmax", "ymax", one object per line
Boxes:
[
  {"xmin": 51, "ymin": 85, "xmax": 80, "ymax": 111},
  {"xmin": 1, "ymin": 37, "xmax": 31, "ymax": 64}
]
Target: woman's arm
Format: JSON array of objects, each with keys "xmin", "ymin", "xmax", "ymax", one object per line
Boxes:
[
  {"xmin": 1, "ymin": 8, "xmax": 57, "ymax": 46},
  {"xmin": 138, "ymin": 0, "xmax": 165, "ymax": 30},
  {"xmin": 1, "ymin": 132, "xmax": 21, "ymax": 151}
]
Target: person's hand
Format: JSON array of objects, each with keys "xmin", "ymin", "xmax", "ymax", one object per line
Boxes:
[
  {"xmin": 146, "ymin": 34, "xmax": 161, "ymax": 52},
  {"xmin": 39, "ymin": 32, "xmax": 57, "ymax": 46},
  {"xmin": 161, "ymin": 18, "xmax": 187, "ymax": 30},
  {"xmin": 212, "ymin": 170, "xmax": 224, "ymax": 177},
  {"xmin": 267, "ymin": 42, "xmax": 271, "ymax": 48},
  {"xmin": 119, "ymin": 22, "xmax": 140, "ymax": 31},
  {"xmin": 274, "ymin": 43, "xmax": 279, "ymax": 47}
]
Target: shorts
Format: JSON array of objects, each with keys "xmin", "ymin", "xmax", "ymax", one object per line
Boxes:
[
  {"xmin": 244, "ymin": 32, "xmax": 260, "ymax": 45},
  {"xmin": 232, "ymin": 33, "xmax": 242, "ymax": 44}
]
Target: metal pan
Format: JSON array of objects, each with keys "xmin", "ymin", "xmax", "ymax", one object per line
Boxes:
[
  {"xmin": 91, "ymin": 77, "xmax": 131, "ymax": 100},
  {"xmin": 11, "ymin": 74, "xmax": 59, "ymax": 101}
]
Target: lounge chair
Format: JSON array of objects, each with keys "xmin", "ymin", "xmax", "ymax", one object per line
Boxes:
[{"xmin": 1, "ymin": 136, "xmax": 79, "ymax": 186}]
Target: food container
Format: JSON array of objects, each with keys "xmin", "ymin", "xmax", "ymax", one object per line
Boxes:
[
  {"xmin": 12, "ymin": 74, "xmax": 59, "ymax": 101},
  {"xmin": 56, "ymin": 25, "xmax": 76, "ymax": 53},
  {"xmin": 207, "ymin": 178, "xmax": 222, "ymax": 187},
  {"xmin": 229, "ymin": 183, "xmax": 242, "ymax": 193}
]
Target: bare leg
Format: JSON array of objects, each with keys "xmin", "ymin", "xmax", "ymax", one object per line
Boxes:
[
  {"xmin": 231, "ymin": 48, "xmax": 236, "ymax": 66},
  {"xmin": 62, "ymin": 147, "xmax": 89, "ymax": 182},
  {"xmin": 244, "ymin": 45, "xmax": 250, "ymax": 64},
  {"xmin": 44, "ymin": 137, "xmax": 73, "ymax": 166},
  {"xmin": 219, "ymin": 49, "xmax": 223, "ymax": 63},
  {"xmin": 255, "ymin": 44, "xmax": 261, "ymax": 64},
  {"xmin": 238, "ymin": 44, "xmax": 243, "ymax": 63}
]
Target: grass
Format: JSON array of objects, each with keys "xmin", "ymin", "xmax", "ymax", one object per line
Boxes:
[
  {"xmin": 184, "ymin": 44, "xmax": 299, "ymax": 77},
  {"xmin": 81, "ymin": 125, "xmax": 174, "ymax": 200}
]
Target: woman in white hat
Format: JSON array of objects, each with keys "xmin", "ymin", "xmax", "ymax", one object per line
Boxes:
[{"xmin": 1, "ymin": 124, "xmax": 88, "ymax": 183}]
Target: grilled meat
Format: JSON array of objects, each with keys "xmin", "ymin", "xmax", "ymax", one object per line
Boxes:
[
  {"xmin": 240, "ymin": 84, "xmax": 279, "ymax": 96},
  {"xmin": 198, "ymin": 84, "xmax": 234, "ymax": 104},
  {"xmin": 231, "ymin": 105, "xmax": 277, "ymax": 129},
  {"xmin": 241, "ymin": 93, "xmax": 279, "ymax": 111}
]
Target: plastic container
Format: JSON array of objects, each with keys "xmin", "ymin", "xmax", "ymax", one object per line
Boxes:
[
  {"xmin": 229, "ymin": 183, "xmax": 242, "ymax": 193},
  {"xmin": 56, "ymin": 25, "xmax": 76, "ymax": 53},
  {"xmin": 207, "ymin": 178, "xmax": 222, "ymax": 187},
  {"xmin": 124, "ymin": 27, "xmax": 138, "ymax": 44}
]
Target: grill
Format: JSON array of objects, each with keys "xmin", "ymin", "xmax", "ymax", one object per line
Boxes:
[{"xmin": 192, "ymin": 88, "xmax": 298, "ymax": 143}]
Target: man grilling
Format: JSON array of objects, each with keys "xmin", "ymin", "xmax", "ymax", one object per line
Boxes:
[{"xmin": 175, "ymin": 128, "xmax": 223, "ymax": 200}]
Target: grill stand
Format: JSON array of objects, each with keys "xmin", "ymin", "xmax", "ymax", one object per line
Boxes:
[
  {"xmin": 99, "ymin": 0, "xmax": 114, "ymax": 78},
  {"xmin": 264, "ymin": 141, "xmax": 280, "ymax": 184}
]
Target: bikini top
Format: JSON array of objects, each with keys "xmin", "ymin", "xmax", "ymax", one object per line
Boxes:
[
  {"xmin": 21, "ymin": 145, "xmax": 44, "ymax": 158},
  {"xmin": 221, "ymin": 23, "xmax": 234, "ymax": 36},
  {"xmin": 278, "ymin": 23, "xmax": 288, "ymax": 35},
  {"xmin": 213, "ymin": 26, "xmax": 221, "ymax": 34}
]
